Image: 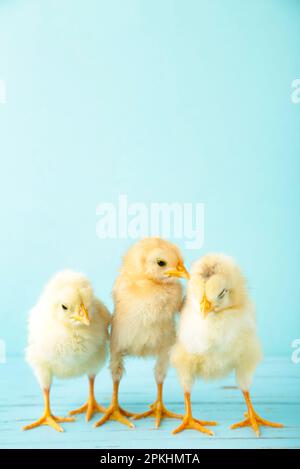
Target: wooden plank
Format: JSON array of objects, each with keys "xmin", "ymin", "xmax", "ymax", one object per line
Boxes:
[{"xmin": 0, "ymin": 356, "xmax": 299, "ymax": 449}]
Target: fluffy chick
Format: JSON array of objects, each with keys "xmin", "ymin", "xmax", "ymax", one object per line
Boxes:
[
  {"xmin": 94, "ymin": 237, "xmax": 189, "ymax": 429},
  {"xmin": 23, "ymin": 270, "xmax": 110, "ymax": 432},
  {"xmin": 171, "ymin": 253, "xmax": 283, "ymax": 437}
]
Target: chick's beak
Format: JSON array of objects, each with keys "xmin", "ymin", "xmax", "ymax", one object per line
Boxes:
[
  {"xmin": 78, "ymin": 303, "xmax": 90, "ymax": 325},
  {"xmin": 200, "ymin": 294, "xmax": 212, "ymax": 317},
  {"xmin": 165, "ymin": 262, "xmax": 190, "ymax": 279}
]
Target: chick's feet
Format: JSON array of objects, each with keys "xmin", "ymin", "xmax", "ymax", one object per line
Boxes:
[
  {"xmin": 172, "ymin": 414, "xmax": 216, "ymax": 436},
  {"xmin": 230, "ymin": 391, "xmax": 283, "ymax": 437},
  {"xmin": 230, "ymin": 410, "xmax": 283, "ymax": 438},
  {"xmin": 133, "ymin": 400, "xmax": 182, "ymax": 429},
  {"xmin": 23, "ymin": 413, "xmax": 74, "ymax": 433},
  {"xmin": 94, "ymin": 403, "xmax": 135, "ymax": 429},
  {"xmin": 69, "ymin": 397, "xmax": 106, "ymax": 422}
]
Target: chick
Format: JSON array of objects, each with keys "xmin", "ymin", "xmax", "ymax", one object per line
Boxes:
[
  {"xmin": 23, "ymin": 270, "xmax": 110, "ymax": 432},
  {"xmin": 94, "ymin": 237, "xmax": 189, "ymax": 429},
  {"xmin": 171, "ymin": 253, "xmax": 283, "ymax": 437}
]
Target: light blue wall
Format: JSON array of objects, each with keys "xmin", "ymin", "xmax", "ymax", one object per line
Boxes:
[{"xmin": 0, "ymin": 0, "xmax": 299, "ymax": 356}]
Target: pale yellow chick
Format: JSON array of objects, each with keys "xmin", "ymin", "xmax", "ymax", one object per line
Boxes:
[
  {"xmin": 171, "ymin": 253, "xmax": 283, "ymax": 437},
  {"xmin": 24, "ymin": 270, "xmax": 110, "ymax": 432},
  {"xmin": 94, "ymin": 237, "xmax": 189, "ymax": 429}
]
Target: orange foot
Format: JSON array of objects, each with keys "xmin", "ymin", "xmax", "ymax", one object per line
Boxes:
[
  {"xmin": 172, "ymin": 414, "xmax": 216, "ymax": 436},
  {"xmin": 23, "ymin": 413, "xmax": 74, "ymax": 433},
  {"xmin": 133, "ymin": 400, "xmax": 182, "ymax": 428},
  {"xmin": 94, "ymin": 402, "xmax": 135, "ymax": 429},
  {"xmin": 231, "ymin": 391, "xmax": 283, "ymax": 437},
  {"xmin": 69, "ymin": 397, "xmax": 106, "ymax": 422},
  {"xmin": 231, "ymin": 410, "xmax": 283, "ymax": 437}
]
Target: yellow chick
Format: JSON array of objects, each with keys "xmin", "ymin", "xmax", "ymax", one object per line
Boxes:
[
  {"xmin": 23, "ymin": 270, "xmax": 110, "ymax": 432},
  {"xmin": 171, "ymin": 253, "xmax": 283, "ymax": 437},
  {"xmin": 94, "ymin": 237, "xmax": 189, "ymax": 429}
]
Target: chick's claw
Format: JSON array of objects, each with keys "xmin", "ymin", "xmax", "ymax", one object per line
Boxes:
[
  {"xmin": 194, "ymin": 418, "xmax": 218, "ymax": 426},
  {"xmin": 22, "ymin": 414, "xmax": 74, "ymax": 433},
  {"xmin": 231, "ymin": 410, "xmax": 283, "ymax": 438},
  {"xmin": 172, "ymin": 416, "xmax": 215, "ymax": 436},
  {"xmin": 94, "ymin": 404, "xmax": 135, "ymax": 429},
  {"xmin": 118, "ymin": 407, "xmax": 136, "ymax": 418},
  {"xmin": 69, "ymin": 399, "xmax": 106, "ymax": 422},
  {"xmin": 133, "ymin": 401, "xmax": 182, "ymax": 429}
]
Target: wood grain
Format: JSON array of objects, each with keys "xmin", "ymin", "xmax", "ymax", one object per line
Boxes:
[{"xmin": 1, "ymin": 356, "xmax": 299, "ymax": 448}]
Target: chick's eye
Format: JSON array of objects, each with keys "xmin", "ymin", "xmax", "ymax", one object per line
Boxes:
[
  {"xmin": 218, "ymin": 289, "xmax": 227, "ymax": 299},
  {"xmin": 157, "ymin": 259, "xmax": 167, "ymax": 267},
  {"xmin": 61, "ymin": 304, "xmax": 68, "ymax": 310}
]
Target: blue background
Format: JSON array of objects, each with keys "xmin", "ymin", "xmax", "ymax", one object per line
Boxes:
[{"xmin": 0, "ymin": 0, "xmax": 299, "ymax": 357}]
